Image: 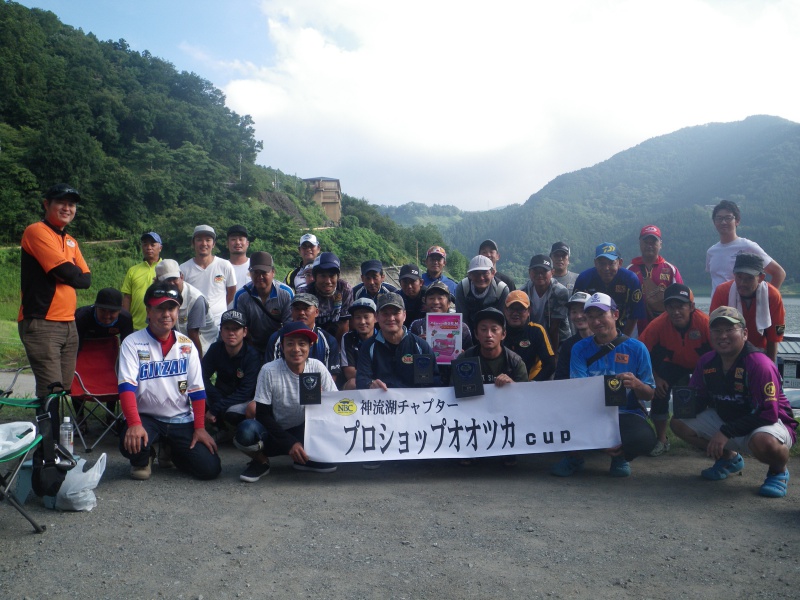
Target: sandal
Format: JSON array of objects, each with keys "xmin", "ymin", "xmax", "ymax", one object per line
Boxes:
[
  {"xmin": 701, "ymin": 453, "xmax": 744, "ymax": 480},
  {"xmin": 759, "ymin": 469, "xmax": 789, "ymax": 498}
]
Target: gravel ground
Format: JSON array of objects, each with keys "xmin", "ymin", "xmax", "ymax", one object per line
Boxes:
[{"xmin": 1, "ymin": 430, "xmax": 799, "ymax": 600}]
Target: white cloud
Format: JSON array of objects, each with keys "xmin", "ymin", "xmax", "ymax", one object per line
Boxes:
[{"xmin": 216, "ymin": 0, "xmax": 800, "ymax": 210}]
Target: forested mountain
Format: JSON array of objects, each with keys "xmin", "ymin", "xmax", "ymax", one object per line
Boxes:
[
  {"xmin": 440, "ymin": 115, "xmax": 800, "ymax": 291},
  {"xmin": 0, "ymin": 2, "xmax": 465, "ymax": 274}
]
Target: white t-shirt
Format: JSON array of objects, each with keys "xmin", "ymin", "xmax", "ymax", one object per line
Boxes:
[
  {"xmin": 230, "ymin": 259, "xmax": 250, "ymax": 295},
  {"xmin": 180, "ymin": 256, "xmax": 236, "ymax": 326},
  {"xmin": 706, "ymin": 237, "xmax": 772, "ymax": 296},
  {"xmin": 254, "ymin": 358, "xmax": 337, "ymax": 430}
]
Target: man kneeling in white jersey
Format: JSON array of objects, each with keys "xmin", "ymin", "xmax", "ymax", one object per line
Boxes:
[
  {"xmin": 234, "ymin": 321, "xmax": 338, "ymax": 482},
  {"xmin": 118, "ymin": 281, "xmax": 221, "ymax": 481}
]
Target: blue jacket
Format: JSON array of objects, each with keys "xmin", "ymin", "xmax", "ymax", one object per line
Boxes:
[{"xmin": 356, "ymin": 328, "xmax": 439, "ymax": 389}]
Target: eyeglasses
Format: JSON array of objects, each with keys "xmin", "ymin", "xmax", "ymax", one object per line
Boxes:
[
  {"xmin": 713, "ymin": 215, "xmax": 736, "ymax": 223},
  {"xmin": 152, "ymin": 288, "xmax": 180, "ymax": 300}
]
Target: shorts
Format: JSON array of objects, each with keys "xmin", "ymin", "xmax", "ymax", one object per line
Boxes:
[{"xmin": 678, "ymin": 409, "xmax": 794, "ymax": 453}]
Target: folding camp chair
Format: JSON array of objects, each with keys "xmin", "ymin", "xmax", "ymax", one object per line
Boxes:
[
  {"xmin": 1, "ymin": 365, "xmax": 31, "ymax": 399},
  {"xmin": 0, "ymin": 422, "xmax": 45, "ymax": 533},
  {"xmin": 68, "ymin": 337, "xmax": 122, "ymax": 453}
]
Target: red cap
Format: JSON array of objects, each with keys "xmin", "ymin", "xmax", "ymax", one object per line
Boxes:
[{"xmin": 639, "ymin": 225, "xmax": 661, "ymax": 240}]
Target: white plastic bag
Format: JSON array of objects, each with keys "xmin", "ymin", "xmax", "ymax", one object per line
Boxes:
[
  {"xmin": 0, "ymin": 421, "xmax": 36, "ymax": 456},
  {"xmin": 54, "ymin": 453, "xmax": 106, "ymax": 511}
]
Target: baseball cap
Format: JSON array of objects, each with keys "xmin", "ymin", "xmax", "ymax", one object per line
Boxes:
[
  {"xmin": 249, "ymin": 251, "xmax": 274, "ymax": 270},
  {"xmin": 709, "ymin": 306, "xmax": 746, "ymax": 327},
  {"xmin": 479, "ymin": 239, "xmax": 498, "ymax": 251},
  {"xmin": 426, "ymin": 246, "xmax": 447, "ymax": 259},
  {"xmin": 299, "ymin": 233, "xmax": 320, "ymax": 246},
  {"xmin": 422, "ymin": 281, "xmax": 453, "ymax": 300},
  {"xmin": 350, "ymin": 297, "xmax": 377, "ymax": 313},
  {"xmin": 144, "ymin": 282, "xmax": 182, "ymax": 307},
  {"xmin": 94, "ymin": 288, "xmax": 123, "ymax": 311},
  {"xmin": 505, "ymin": 290, "xmax": 531, "ymax": 309},
  {"xmin": 292, "ymin": 293, "xmax": 320, "ymax": 308},
  {"xmin": 44, "ymin": 183, "xmax": 81, "ymax": 202},
  {"xmin": 220, "ymin": 309, "xmax": 247, "ymax": 328},
  {"xmin": 399, "ymin": 264, "xmax": 421, "ymax": 281},
  {"xmin": 474, "ymin": 307, "xmax": 506, "ymax": 329},
  {"xmin": 595, "ymin": 242, "xmax": 620, "ymax": 260},
  {"xmin": 192, "ymin": 224, "xmax": 216, "ymax": 240},
  {"xmin": 227, "ymin": 224, "xmax": 251, "ymax": 239},
  {"xmin": 467, "ymin": 255, "xmax": 493, "ymax": 273},
  {"xmin": 141, "ymin": 232, "xmax": 162, "ymax": 244},
  {"xmin": 361, "ymin": 259, "xmax": 383, "ymax": 275},
  {"xmin": 528, "ymin": 254, "xmax": 553, "ymax": 270},
  {"xmin": 639, "ymin": 225, "xmax": 662, "ymax": 240},
  {"xmin": 550, "ymin": 242, "xmax": 570, "ymax": 256},
  {"xmin": 584, "ymin": 292, "xmax": 617, "ymax": 312},
  {"xmin": 663, "ymin": 283, "xmax": 694, "ymax": 304},
  {"xmin": 376, "ymin": 292, "xmax": 405, "ymax": 311},
  {"xmin": 155, "ymin": 259, "xmax": 182, "ymax": 282},
  {"xmin": 732, "ymin": 252, "xmax": 764, "ymax": 276},
  {"xmin": 313, "ymin": 252, "xmax": 340, "ymax": 274},
  {"xmin": 281, "ymin": 321, "xmax": 318, "ymax": 344},
  {"xmin": 567, "ymin": 291, "xmax": 591, "ymax": 306}
]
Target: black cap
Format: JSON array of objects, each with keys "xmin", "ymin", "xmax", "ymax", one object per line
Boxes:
[
  {"xmin": 479, "ymin": 239, "xmax": 498, "ymax": 251},
  {"xmin": 663, "ymin": 283, "xmax": 694, "ymax": 304},
  {"xmin": 220, "ymin": 310, "xmax": 247, "ymax": 327},
  {"xmin": 550, "ymin": 241, "xmax": 570, "ymax": 256},
  {"xmin": 361, "ymin": 259, "xmax": 383, "ymax": 275},
  {"xmin": 528, "ymin": 254, "xmax": 553, "ymax": 270},
  {"xmin": 44, "ymin": 183, "xmax": 81, "ymax": 202},
  {"xmin": 143, "ymin": 282, "xmax": 183, "ymax": 307},
  {"xmin": 474, "ymin": 307, "xmax": 506, "ymax": 329},
  {"xmin": 94, "ymin": 288, "xmax": 123, "ymax": 311},
  {"xmin": 227, "ymin": 224, "xmax": 251, "ymax": 239},
  {"xmin": 399, "ymin": 264, "xmax": 421, "ymax": 281}
]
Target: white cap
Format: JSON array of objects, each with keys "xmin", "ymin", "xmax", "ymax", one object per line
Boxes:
[
  {"xmin": 584, "ymin": 292, "xmax": 617, "ymax": 312},
  {"xmin": 64, "ymin": 417, "xmax": 71, "ymax": 423},
  {"xmin": 299, "ymin": 233, "xmax": 319, "ymax": 246},
  {"xmin": 467, "ymin": 255, "xmax": 493, "ymax": 273}
]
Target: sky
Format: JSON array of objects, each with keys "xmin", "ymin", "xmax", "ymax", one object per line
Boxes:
[{"xmin": 16, "ymin": 0, "xmax": 800, "ymax": 211}]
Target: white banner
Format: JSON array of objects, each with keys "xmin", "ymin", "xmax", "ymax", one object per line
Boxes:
[{"xmin": 304, "ymin": 376, "xmax": 621, "ymax": 462}]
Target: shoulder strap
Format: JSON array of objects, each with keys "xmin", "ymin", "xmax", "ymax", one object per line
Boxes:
[{"xmin": 586, "ymin": 334, "xmax": 628, "ymax": 367}]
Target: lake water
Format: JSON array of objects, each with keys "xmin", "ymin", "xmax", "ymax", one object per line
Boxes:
[{"xmin": 694, "ymin": 296, "xmax": 800, "ymax": 333}]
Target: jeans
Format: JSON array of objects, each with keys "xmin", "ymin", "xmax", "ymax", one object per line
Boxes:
[
  {"xmin": 235, "ymin": 419, "xmax": 336, "ymax": 468},
  {"xmin": 120, "ymin": 414, "xmax": 221, "ymax": 480}
]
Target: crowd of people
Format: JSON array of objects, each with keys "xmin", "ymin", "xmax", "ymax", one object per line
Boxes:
[{"xmin": 17, "ymin": 185, "xmax": 796, "ymax": 498}]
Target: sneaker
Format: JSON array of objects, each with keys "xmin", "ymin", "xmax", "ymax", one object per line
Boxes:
[
  {"xmin": 649, "ymin": 439, "xmax": 671, "ymax": 457},
  {"xmin": 609, "ymin": 456, "xmax": 631, "ymax": 477},
  {"xmin": 157, "ymin": 442, "xmax": 174, "ymax": 469},
  {"xmin": 362, "ymin": 461, "xmax": 383, "ymax": 470},
  {"xmin": 550, "ymin": 455, "xmax": 585, "ymax": 477},
  {"xmin": 240, "ymin": 459, "xmax": 271, "ymax": 482},
  {"xmin": 130, "ymin": 447, "xmax": 155, "ymax": 480},
  {"xmin": 293, "ymin": 461, "xmax": 337, "ymax": 473},
  {"xmin": 759, "ymin": 469, "xmax": 789, "ymax": 498},
  {"xmin": 701, "ymin": 453, "xmax": 745, "ymax": 480}
]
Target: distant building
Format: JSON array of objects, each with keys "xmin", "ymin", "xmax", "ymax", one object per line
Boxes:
[{"xmin": 304, "ymin": 177, "xmax": 342, "ymax": 224}]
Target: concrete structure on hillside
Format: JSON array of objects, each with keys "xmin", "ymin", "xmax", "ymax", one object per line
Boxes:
[{"xmin": 304, "ymin": 177, "xmax": 342, "ymax": 225}]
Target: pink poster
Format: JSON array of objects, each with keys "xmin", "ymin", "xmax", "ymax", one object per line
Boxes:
[{"xmin": 427, "ymin": 313, "xmax": 464, "ymax": 364}]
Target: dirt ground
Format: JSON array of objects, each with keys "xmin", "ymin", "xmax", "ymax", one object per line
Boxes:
[{"xmin": 1, "ymin": 429, "xmax": 799, "ymax": 600}]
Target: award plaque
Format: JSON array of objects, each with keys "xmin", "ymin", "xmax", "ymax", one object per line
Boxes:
[
  {"xmin": 299, "ymin": 373, "xmax": 322, "ymax": 405},
  {"xmin": 671, "ymin": 386, "xmax": 697, "ymax": 419},
  {"xmin": 452, "ymin": 357, "xmax": 485, "ymax": 398},
  {"xmin": 413, "ymin": 354, "xmax": 434, "ymax": 385},
  {"xmin": 604, "ymin": 375, "xmax": 627, "ymax": 407}
]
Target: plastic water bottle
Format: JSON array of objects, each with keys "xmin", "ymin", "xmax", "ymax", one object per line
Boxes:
[{"xmin": 59, "ymin": 416, "xmax": 74, "ymax": 455}]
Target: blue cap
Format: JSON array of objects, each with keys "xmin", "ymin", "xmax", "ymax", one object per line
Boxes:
[
  {"xmin": 281, "ymin": 321, "xmax": 318, "ymax": 343},
  {"xmin": 313, "ymin": 252, "xmax": 340, "ymax": 274},
  {"xmin": 141, "ymin": 232, "xmax": 162, "ymax": 244},
  {"xmin": 361, "ymin": 259, "xmax": 383, "ymax": 275},
  {"xmin": 595, "ymin": 242, "xmax": 620, "ymax": 260}
]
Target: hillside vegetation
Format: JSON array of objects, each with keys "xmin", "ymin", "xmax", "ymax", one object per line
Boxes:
[
  {"xmin": 0, "ymin": 2, "xmax": 465, "ymax": 279},
  {"xmin": 441, "ymin": 116, "xmax": 800, "ymax": 291}
]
